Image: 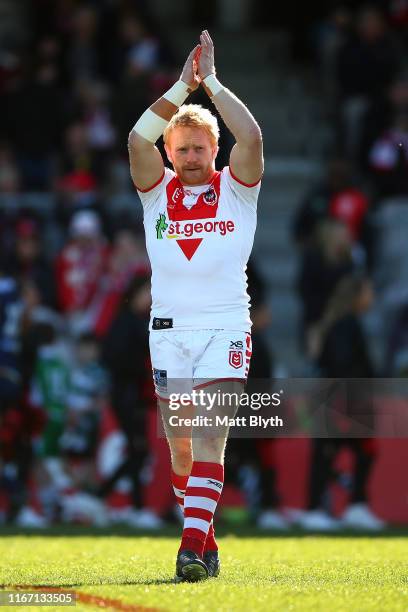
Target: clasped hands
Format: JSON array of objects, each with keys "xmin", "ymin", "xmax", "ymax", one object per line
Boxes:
[{"xmin": 180, "ymin": 30, "xmax": 216, "ymax": 92}]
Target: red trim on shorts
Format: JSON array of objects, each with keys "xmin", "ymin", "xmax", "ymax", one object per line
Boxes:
[
  {"xmin": 229, "ymin": 166, "xmax": 262, "ymax": 187},
  {"xmin": 135, "ymin": 169, "xmax": 165, "ymax": 193},
  {"xmin": 193, "ymin": 377, "xmax": 247, "ymax": 391},
  {"xmin": 155, "ymin": 392, "xmax": 196, "ymax": 407}
]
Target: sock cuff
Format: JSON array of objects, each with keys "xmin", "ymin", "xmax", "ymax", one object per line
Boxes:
[
  {"xmin": 190, "ymin": 461, "xmax": 224, "ymax": 482},
  {"xmin": 171, "ymin": 470, "xmax": 189, "ymax": 490}
]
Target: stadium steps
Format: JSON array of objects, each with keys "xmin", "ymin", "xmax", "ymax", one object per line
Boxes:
[
  {"xmin": 252, "ymin": 162, "xmax": 322, "ymax": 374},
  {"xmin": 170, "ymin": 26, "xmax": 333, "ymax": 157}
]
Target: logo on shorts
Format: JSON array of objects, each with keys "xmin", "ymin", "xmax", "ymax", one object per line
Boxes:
[
  {"xmin": 229, "ymin": 351, "xmax": 243, "ymax": 369},
  {"xmin": 153, "ymin": 368, "xmax": 167, "ymax": 390}
]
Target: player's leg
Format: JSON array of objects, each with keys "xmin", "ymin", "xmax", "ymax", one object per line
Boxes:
[
  {"xmin": 172, "ymin": 330, "xmax": 250, "ymax": 580},
  {"xmin": 179, "ymin": 330, "xmax": 250, "ymax": 575},
  {"xmin": 177, "ymin": 379, "xmax": 244, "ymax": 579},
  {"xmin": 158, "ymin": 398, "xmax": 193, "ymax": 516},
  {"xmin": 150, "ymin": 330, "xmax": 195, "ymax": 522},
  {"xmin": 158, "ymin": 397, "xmax": 211, "ymax": 582}
]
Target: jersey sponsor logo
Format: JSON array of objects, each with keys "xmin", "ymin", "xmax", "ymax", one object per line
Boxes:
[
  {"xmin": 162, "ymin": 173, "xmax": 224, "ymax": 259},
  {"xmin": 167, "ymin": 219, "xmax": 235, "ymax": 238},
  {"xmin": 229, "ymin": 350, "xmax": 243, "ymax": 369},
  {"xmin": 230, "ymin": 340, "xmax": 244, "ymax": 349},
  {"xmin": 156, "ymin": 213, "xmax": 168, "ymax": 239},
  {"xmin": 154, "ymin": 213, "xmax": 235, "ymax": 260}
]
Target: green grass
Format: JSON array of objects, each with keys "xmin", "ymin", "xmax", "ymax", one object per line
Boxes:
[{"xmin": 0, "ymin": 529, "xmax": 407, "ymax": 611}]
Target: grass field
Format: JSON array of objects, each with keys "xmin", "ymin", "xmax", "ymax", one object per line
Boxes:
[{"xmin": 0, "ymin": 528, "xmax": 407, "ymax": 611}]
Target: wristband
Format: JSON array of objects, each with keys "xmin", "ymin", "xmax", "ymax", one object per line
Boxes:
[
  {"xmin": 203, "ymin": 74, "xmax": 224, "ymax": 97},
  {"xmin": 132, "ymin": 109, "xmax": 169, "ymax": 144},
  {"xmin": 162, "ymin": 80, "xmax": 190, "ymax": 106},
  {"xmin": 132, "ymin": 80, "xmax": 191, "ymax": 143}
]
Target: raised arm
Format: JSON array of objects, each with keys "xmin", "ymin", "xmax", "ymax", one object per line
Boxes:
[
  {"xmin": 198, "ymin": 30, "xmax": 263, "ymax": 185},
  {"xmin": 128, "ymin": 46, "xmax": 201, "ymax": 191}
]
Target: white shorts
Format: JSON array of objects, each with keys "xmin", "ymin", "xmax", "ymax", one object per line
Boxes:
[{"xmin": 149, "ymin": 329, "xmax": 252, "ymax": 400}]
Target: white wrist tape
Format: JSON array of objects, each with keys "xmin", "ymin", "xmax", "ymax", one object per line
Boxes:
[
  {"xmin": 162, "ymin": 80, "xmax": 190, "ymax": 106},
  {"xmin": 132, "ymin": 109, "xmax": 169, "ymax": 144},
  {"xmin": 132, "ymin": 81, "xmax": 190, "ymax": 143},
  {"xmin": 203, "ymin": 74, "xmax": 224, "ymax": 97}
]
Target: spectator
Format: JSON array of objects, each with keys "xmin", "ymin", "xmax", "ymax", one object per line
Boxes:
[
  {"xmin": 315, "ymin": 274, "xmax": 375, "ymax": 376},
  {"xmin": 335, "ymin": 5, "xmax": 401, "ymax": 160},
  {"xmin": 25, "ymin": 322, "xmax": 70, "ymax": 524},
  {"xmin": 5, "ymin": 60, "xmax": 63, "ymax": 190},
  {"xmin": 55, "ymin": 210, "xmax": 109, "ymax": 333},
  {"xmin": 226, "ymin": 259, "xmax": 289, "ymax": 529},
  {"xmin": 66, "ymin": 5, "xmax": 100, "ymax": 83},
  {"xmin": 75, "ymin": 80, "xmax": 116, "ymax": 175},
  {"xmin": 94, "ymin": 228, "xmax": 150, "ymax": 337},
  {"xmin": 0, "ymin": 265, "xmax": 22, "ymax": 413},
  {"xmin": 297, "ymin": 219, "xmax": 356, "ymax": 356},
  {"xmin": 99, "ymin": 276, "xmax": 163, "ymax": 528},
  {"xmin": 292, "ymin": 158, "xmax": 374, "ymax": 265},
  {"xmin": 359, "ymin": 74, "xmax": 408, "ymax": 170},
  {"xmin": 313, "ymin": 4, "xmax": 353, "ymax": 102},
  {"xmin": 300, "ymin": 274, "xmax": 385, "ymax": 531},
  {"xmin": 121, "ymin": 15, "xmax": 161, "ymax": 75},
  {"xmin": 246, "ymin": 259, "xmax": 289, "ymax": 530},
  {"xmin": 56, "ymin": 122, "xmax": 99, "ymax": 200},
  {"xmin": 111, "ymin": 57, "xmax": 152, "ymax": 148},
  {"xmin": 0, "ymin": 266, "xmax": 23, "ymax": 522},
  {"xmin": 10, "ymin": 217, "xmax": 57, "ymax": 308},
  {"xmin": 19, "ymin": 278, "xmax": 64, "ymax": 387},
  {"xmin": 60, "ymin": 333, "xmax": 108, "ymax": 492},
  {"xmin": 368, "ymin": 97, "xmax": 408, "ymax": 197}
]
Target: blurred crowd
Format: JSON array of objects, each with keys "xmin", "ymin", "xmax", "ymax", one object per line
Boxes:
[
  {"xmin": 0, "ymin": 1, "xmax": 407, "ymax": 529},
  {"xmin": 291, "ymin": 3, "xmax": 408, "ymax": 531}
]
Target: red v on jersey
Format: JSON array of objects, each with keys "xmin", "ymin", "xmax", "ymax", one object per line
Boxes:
[
  {"xmin": 177, "ymin": 238, "xmax": 202, "ymax": 260},
  {"xmin": 166, "ymin": 172, "xmax": 221, "ymax": 260}
]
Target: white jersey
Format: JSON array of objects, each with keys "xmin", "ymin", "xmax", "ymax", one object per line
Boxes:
[{"xmin": 137, "ymin": 166, "xmax": 261, "ymax": 332}]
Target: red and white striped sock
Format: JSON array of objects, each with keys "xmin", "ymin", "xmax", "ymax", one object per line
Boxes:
[
  {"xmin": 171, "ymin": 469, "xmax": 218, "ymax": 552},
  {"xmin": 179, "ymin": 461, "xmax": 224, "ymax": 557},
  {"xmin": 171, "ymin": 470, "xmax": 188, "ymax": 513}
]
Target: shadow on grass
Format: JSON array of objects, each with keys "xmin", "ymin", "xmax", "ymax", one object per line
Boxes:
[{"xmin": 0, "ymin": 526, "xmax": 407, "ymax": 538}]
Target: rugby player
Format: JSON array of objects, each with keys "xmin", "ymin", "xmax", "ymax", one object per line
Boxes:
[{"xmin": 128, "ymin": 30, "xmax": 263, "ymax": 582}]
